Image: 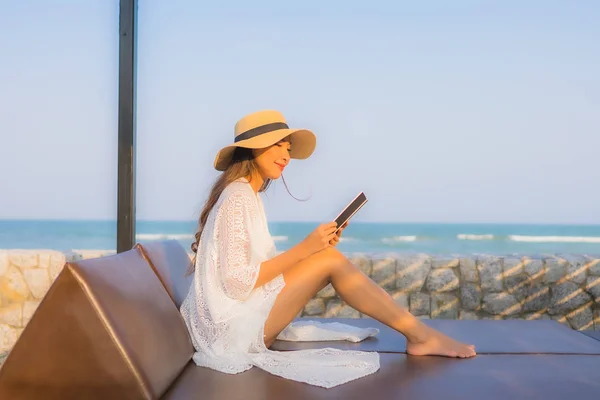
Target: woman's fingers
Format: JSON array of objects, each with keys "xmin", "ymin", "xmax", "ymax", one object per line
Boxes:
[
  {"xmin": 328, "ymin": 231, "xmax": 341, "ymax": 246},
  {"xmin": 323, "ymin": 221, "xmax": 347, "ymax": 247},
  {"xmin": 327, "ymin": 226, "xmax": 339, "ymax": 235}
]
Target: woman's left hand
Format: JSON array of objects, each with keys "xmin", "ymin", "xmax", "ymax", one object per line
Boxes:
[{"xmin": 329, "ymin": 221, "xmax": 348, "ymax": 246}]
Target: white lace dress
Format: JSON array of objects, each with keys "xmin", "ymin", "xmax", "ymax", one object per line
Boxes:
[{"xmin": 180, "ymin": 178, "xmax": 380, "ymax": 388}]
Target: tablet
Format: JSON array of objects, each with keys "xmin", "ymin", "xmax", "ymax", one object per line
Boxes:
[{"xmin": 334, "ymin": 192, "xmax": 367, "ymax": 232}]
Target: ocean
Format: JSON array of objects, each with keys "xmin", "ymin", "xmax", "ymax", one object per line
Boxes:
[{"xmin": 1, "ymin": 220, "xmax": 600, "ymax": 256}]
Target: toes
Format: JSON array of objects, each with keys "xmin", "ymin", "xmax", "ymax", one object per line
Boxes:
[{"xmin": 460, "ymin": 346, "xmax": 476, "ymax": 358}]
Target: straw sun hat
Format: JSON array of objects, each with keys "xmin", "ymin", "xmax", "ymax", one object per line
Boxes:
[{"xmin": 213, "ymin": 110, "xmax": 317, "ymax": 171}]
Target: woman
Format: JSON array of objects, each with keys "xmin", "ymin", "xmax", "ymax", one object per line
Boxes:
[{"xmin": 180, "ymin": 110, "xmax": 476, "ymax": 388}]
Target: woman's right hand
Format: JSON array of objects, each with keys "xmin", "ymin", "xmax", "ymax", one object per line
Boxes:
[{"xmin": 301, "ymin": 222, "xmax": 338, "ymax": 255}]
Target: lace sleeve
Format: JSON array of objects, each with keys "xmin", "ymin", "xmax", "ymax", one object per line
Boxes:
[{"xmin": 216, "ymin": 188, "xmax": 261, "ymax": 300}]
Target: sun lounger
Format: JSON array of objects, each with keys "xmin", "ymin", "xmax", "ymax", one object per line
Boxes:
[{"xmin": 1, "ymin": 240, "xmax": 599, "ymax": 399}]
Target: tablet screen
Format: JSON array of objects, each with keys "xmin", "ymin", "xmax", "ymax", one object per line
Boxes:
[{"xmin": 334, "ymin": 192, "xmax": 367, "ymax": 230}]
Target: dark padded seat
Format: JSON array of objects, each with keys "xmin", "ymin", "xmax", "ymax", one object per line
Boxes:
[
  {"xmin": 581, "ymin": 330, "xmax": 600, "ymax": 342},
  {"xmin": 136, "ymin": 240, "xmax": 193, "ymax": 308},
  {"xmin": 162, "ymin": 353, "xmax": 600, "ymax": 400},
  {"xmin": 271, "ymin": 318, "xmax": 600, "ymax": 355}
]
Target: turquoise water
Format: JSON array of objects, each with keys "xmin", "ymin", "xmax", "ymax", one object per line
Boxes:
[{"xmin": 1, "ymin": 220, "xmax": 600, "ymax": 256}]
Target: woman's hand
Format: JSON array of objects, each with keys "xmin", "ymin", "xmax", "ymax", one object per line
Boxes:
[
  {"xmin": 329, "ymin": 221, "xmax": 348, "ymax": 246},
  {"xmin": 301, "ymin": 222, "xmax": 338, "ymax": 255}
]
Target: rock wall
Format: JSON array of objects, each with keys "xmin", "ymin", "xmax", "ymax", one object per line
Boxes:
[
  {"xmin": 301, "ymin": 254, "xmax": 600, "ymax": 331},
  {"xmin": 1, "ymin": 250, "xmax": 600, "ymax": 363}
]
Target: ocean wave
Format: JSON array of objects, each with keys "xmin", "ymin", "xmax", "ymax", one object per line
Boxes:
[
  {"xmin": 272, "ymin": 236, "xmax": 288, "ymax": 242},
  {"xmin": 136, "ymin": 233, "xmax": 195, "ymax": 241},
  {"xmin": 508, "ymin": 235, "xmax": 600, "ymax": 243},
  {"xmin": 382, "ymin": 236, "xmax": 418, "ymax": 244},
  {"xmin": 457, "ymin": 234, "xmax": 495, "ymax": 241}
]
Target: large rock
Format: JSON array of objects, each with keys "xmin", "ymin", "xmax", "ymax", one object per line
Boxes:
[
  {"xmin": 431, "ymin": 293, "xmax": 458, "ymax": 319},
  {"xmin": 392, "ymin": 292, "xmax": 409, "ymax": 309},
  {"xmin": 409, "ymin": 293, "xmax": 430, "ymax": 316},
  {"xmin": 521, "ymin": 312, "xmax": 551, "ymax": 321},
  {"xmin": 548, "ymin": 282, "xmax": 591, "ymax": 315},
  {"xmin": 585, "ymin": 277, "xmax": 600, "ymax": 302},
  {"xmin": 588, "ymin": 258, "xmax": 600, "ymax": 276},
  {"xmin": 349, "ymin": 255, "xmax": 372, "ymax": 276},
  {"xmin": 303, "ymin": 299, "xmax": 325, "ymax": 316},
  {"xmin": 482, "ymin": 292, "xmax": 522, "ymax": 316},
  {"xmin": 566, "ymin": 303, "xmax": 594, "ymax": 331},
  {"xmin": 9, "ymin": 252, "xmax": 38, "ymax": 269},
  {"xmin": 396, "ymin": 255, "xmax": 431, "ymax": 292},
  {"xmin": 0, "ymin": 252, "xmax": 8, "ymax": 277},
  {"xmin": 459, "ymin": 258, "xmax": 478, "ymax": 282},
  {"xmin": 430, "ymin": 257, "xmax": 459, "ymax": 269},
  {"xmin": 562, "ymin": 255, "xmax": 588, "ymax": 284},
  {"xmin": 0, "ymin": 324, "xmax": 19, "ymax": 353},
  {"xmin": 0, "ymin": 304, "xmax": 22, "ymax": 327},
  {"xmin": 522, "ymin": 286, "xmax": 551, "ymax": 313},
  {"xmin": 49, "ymin": 252, "xmax": 66, "ymax": 280},
  {"xmin": 371, "ymin": 257, "xmax": 397, "ymax": 290},
  {"xmin": 38, "ymin": 252, "xmax": 51, "ymax": 270},
  {"xmin": 0, "ymin": 266, "xmax": 31, "ymax": 302},
  {"xmin": 325, "ymin": 300, "xmax": 359, "ymax": 318},
  {"xmin": 23, "ymin": 269, "xmax": 51, "ymax": 299},
  {"xmin": 503, "ymin": 258, "xmax": 524, "ymax": 277},
  {"xmin": 316, "ymin": 283, "xmax": 336, "ymax": 299},
  {"xmin": 425, "ymin": 268, "xmax": 459, "ymax": 292},
  {"xmin": 459, "ymin": 311, "xmax": 479, "ymax": 320},
  {"xmin": 504, "ymin": 274, "xmax": 532, "ymax": 301},
  {"xmin": 523, "ymin": 258, "xmax": 544, "ymax": 277},
  {"xmin": 544, "ymin": 258, "xmax": 567, "ymax": 283},
  {"xmin": 461, "ymin": 283, "xmax": 482, "ymax": 311},
  {"xmin": 477, "ymin": 257, "xmax": 503, "ymax": 292}
]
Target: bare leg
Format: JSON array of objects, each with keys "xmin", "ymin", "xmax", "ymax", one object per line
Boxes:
[{"xmin": 263, "ymin": 247, "xmax": 475, "ymax": 358}]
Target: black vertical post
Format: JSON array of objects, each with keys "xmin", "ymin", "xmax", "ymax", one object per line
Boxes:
[{"xmin": 117, "ymin": 0, "xmax": 137, "ymax": 252}]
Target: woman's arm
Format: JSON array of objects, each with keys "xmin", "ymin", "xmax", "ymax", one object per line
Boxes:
[
  {"xmin": 253, "ymin": 241, "xmax": 311, "ymax": 288},
  {"xmin": 215, "ymin": 187, "xmax": 339, "ymax": 299},
  {"xmin": 253, "ymin": 222, "xmax": 339, "ymax": 289}
]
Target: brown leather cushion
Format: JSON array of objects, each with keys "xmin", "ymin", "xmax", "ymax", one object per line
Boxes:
[
  {"xmin": 0, "ymin": 247, "xmax": 193, "ymax": 400},
  {"xmin": 581, "ymin": 330, "xmax": 600, "ymax": 342},
  {"xmin": 271, "ymin": 318, "xmax": 600, "ymax": 354},
  {"xmin": 161, "ymin": 353, "xmax": 600, "ymax": 400},
  {"xmin": 136, "ymin": 240, "xmax": 193, "ymax": 308}
]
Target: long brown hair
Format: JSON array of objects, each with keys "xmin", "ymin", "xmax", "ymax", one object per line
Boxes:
[{"xmin": 187, "ymin": 141, "xmax": 299, "ymax": 275}]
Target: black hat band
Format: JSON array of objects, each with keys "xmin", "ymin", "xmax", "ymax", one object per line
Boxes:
[{"xmin": 234, "ymin": 122, "xmax": 289, "ymax": 143}]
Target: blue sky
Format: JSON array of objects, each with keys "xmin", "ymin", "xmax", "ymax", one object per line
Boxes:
[{"xmin": 1, "ymin": 1, "xmax": 599, "ymax": 224}]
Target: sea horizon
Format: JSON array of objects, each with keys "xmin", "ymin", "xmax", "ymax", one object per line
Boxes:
[{"xmin": 1, "ymin": 219, "xmax": 600, "ymax": 256}]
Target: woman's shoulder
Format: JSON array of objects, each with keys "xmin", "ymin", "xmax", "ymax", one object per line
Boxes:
[{"xmin": 219, "ymin": 178, "xmax": 257, "ymax": 206}]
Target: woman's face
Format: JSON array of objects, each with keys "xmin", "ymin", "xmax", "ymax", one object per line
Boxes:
[{"xmin": 252, "ymin": 138, "xmax": 291, "ymax": 180}]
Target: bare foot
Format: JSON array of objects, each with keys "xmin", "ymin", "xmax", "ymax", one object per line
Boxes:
[{"xmin": 406, "ymin": 327, "xmax": 476, "ymax": 358}]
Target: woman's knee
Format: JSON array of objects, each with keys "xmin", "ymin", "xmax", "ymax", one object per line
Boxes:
[{"xmin": 316, "ymin": 247, "xmax": 348, "ymax": 273}]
